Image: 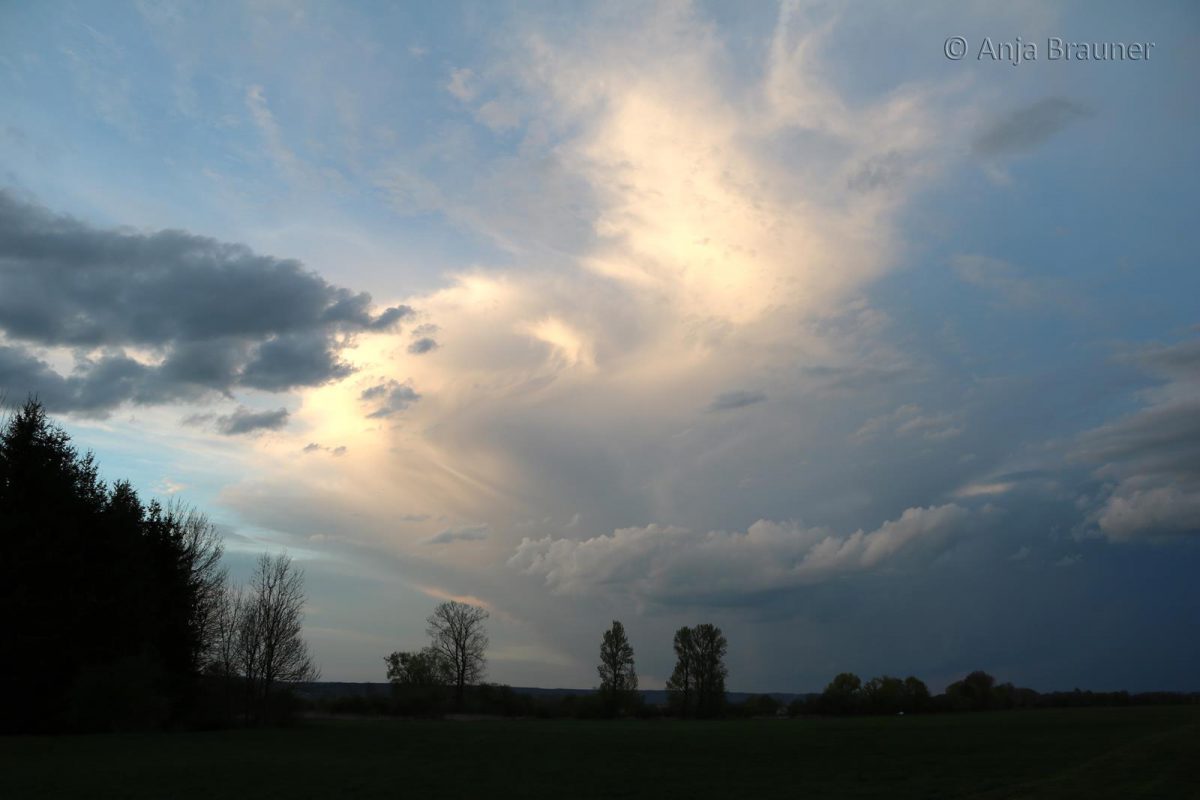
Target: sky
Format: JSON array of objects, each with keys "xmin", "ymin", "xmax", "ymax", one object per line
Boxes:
[{"xmin": 1, "ymin": 1, "xmax": 1198, "ymax": 693}]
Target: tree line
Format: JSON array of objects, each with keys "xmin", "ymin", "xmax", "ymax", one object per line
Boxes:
[
  {"xmin": 380, "ymin": 610, "xmax": 1197, "ymax": 720},
  {"xmin": 0, "ymin": 401, "xmax": 317, "ymax": 732},
  {"xmin": 777, "ymin": 669, "xmax": 1198, "ymax": 716},
  {"xmin": 384, "ymin": 612, "xmax": 735, "ymax": 719}
]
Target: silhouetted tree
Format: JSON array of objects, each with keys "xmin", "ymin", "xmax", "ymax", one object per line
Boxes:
[
  {"xmin": 426, "ymin": 600, "xmax": 488, "ymax": 709},
  {"xmin": 736, "ymin": 694, "xmax": 782, "ymax": 717},
  {"xmin": 820, "ymin": 672, "xmax": 863, "ymax": 715},
  {"xmin": 945, "ymin": 670, "xmax": 996, "ymax": 711},
  {"xmin": 903, "ymin": 675, "xmax": 931, "ymax": 712},
  {"xmin": 238, "ymin": 553, "xmax": 318, "ymax": 722},
  {"xmin": 692, "ymin": 623, "xmax": 728, "ymax": 717},
  {"xmin": 386, "ymin": 647, "xmax": 452, "ymax": 686},
  {"xmin": 666, "ymin": 626, "xmax": 696, "ymax": 715},
  {"xmin": 0, "ymin": 399, "xmax": 226, "ymax": 731},
  {"xmin": 863, "ymin": 675, "xmax": 906, "ymax": 714},
  {"xmin": 385, "ymin": 646, "xmax": 452, "ymax": 716},
  {"xmin": 666, "ymin": 624, "xmax": 728, "ymax": 717},
  {"xmin": 597, "ymin": 620, "xmax": 638, "ymax": 716},
  {"xmin": 207, "ymin": 583, "xmax": 247, "ymax": 721}
]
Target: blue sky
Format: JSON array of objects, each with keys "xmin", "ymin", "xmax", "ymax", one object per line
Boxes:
[{"xmin": 1, "ymin": 1, "xmax": 1198, "ymax": 692}]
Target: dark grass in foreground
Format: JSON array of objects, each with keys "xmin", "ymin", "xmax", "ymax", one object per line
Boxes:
[{"xmin": 3, "ymin": 706, "xmax": 1198, "ymax": 799}]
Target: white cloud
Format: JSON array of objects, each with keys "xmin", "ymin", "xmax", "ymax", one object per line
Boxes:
[
  {"xmin": 1094, "ymin": 484, "xmax": 1200, "ymax": 540},
  {"xmin": 445, "ymin": 68, "xmax": 476, "ymax": 102},
  {"xmin": 509, "ymin": 504, "xmax": 968, "ymax": 602}
]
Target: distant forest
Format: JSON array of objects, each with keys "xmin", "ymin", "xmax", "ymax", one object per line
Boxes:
[{"xmin": 1, "ymin": 401, "xmax": 1195, "ymax": 733}]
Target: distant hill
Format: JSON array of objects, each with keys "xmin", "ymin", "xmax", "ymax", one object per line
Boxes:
[{"xmin": 293, "ymin": 682, "xmax": 810, "ymax": 706}]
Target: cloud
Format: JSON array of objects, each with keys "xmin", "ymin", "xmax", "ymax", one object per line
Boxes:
[
  {"xmin": 951, "ymin": 254, "xmax": 1069, "ymax": 311},
  {"xmin": 0, "ymin": 190, "xmax": 409, "ymax": 414},
  {"xmin": 706, "ymin": 389, "xmax": 767, "ymax": 413},
  {"xmin": 246, "ymin": 84, "xmax": 300, "ymax": 177},
  {"xmin": 972, "ymin": 97, "xmax": 1092, "ymax": 157},
  {"xmin": 509, "ymin": 504, "xmax": 968, "ymax": 604},
  {"xmin": 475, "ymin": 98, "xmax": 521, "ymax": 132},
  {"xmin": 258, "ymin": 0, "xmax": 974, "ymax": 579},
  {"xmin": 954, "ymin": 482, "xmax": 1015, "ymax": 499},
  {"xmin": 303, "ymin": 442, "xmax": 347, "ymax": 456},
  {"xmin": 854, "ymin": 404, "xmax": 962, "ymax": 442},
  {"xmin": 1092, "ymin": 485, "xmax": 1200, "ymax": 539},
  {"xmin": 407, "ymin": 337, "xmax": 439, "ymax": 355},
  {"xmin": 360, "ymin": 379, "xmax": 420, "ymax": 418},
  {"xmin": 1128, "ymin": 338, "xmax": 1200, "ymax": 381},
  {"xmin": 425, "ymin": 524, "xmax": 489, "ymax": 545},
  {"xmin": 1073, "ymin": 338, "xmax": 1200, "ymax": 539},
  {"xmin": 214, "ymin": 406, "xmax": 289, "ymax": 435},
  {"xmin": 846, "ymin": 150, "xmax": 909, "ymax": 192},
  {"xmin": 445, "ymin": 68, "xmax": 475, "ymax": 102},
  {"xmin": 155, "ymin": 477, "xmax": 186, "ymax": 495}
]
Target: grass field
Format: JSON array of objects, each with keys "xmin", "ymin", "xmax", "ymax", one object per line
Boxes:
[{"xmin": 2, "ymin": 706, "xmax": 1198, "ymax": 799}]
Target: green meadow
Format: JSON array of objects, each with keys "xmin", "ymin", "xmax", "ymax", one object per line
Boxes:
[{"xmin": 3, "ymin": 706, "xmax": 1197, "ymax": 799}]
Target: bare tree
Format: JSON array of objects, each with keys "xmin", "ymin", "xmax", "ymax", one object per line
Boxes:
[
  {"xmin": 211, "ymin": 585, "xmax": 244, "ymax": 680},
  {"xmin": 426, "ymin": 601, "xmax": 488, "ymax": 709},
  {"xmin": 170, "ymin": 503, "xmax": 227, "ymax": 673},
  {"xmin": 207, "ymin": 583, "xmax": 246, "ymax": 721},
  {"xmin": 238, "ymin": 553, "xmax": 319, "ymax": 721}
]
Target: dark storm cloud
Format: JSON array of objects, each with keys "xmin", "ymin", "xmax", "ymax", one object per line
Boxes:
[
  {"xmin": 972, "ymin": 97, "xmax": 1092, "ymax": 157},
  {"xmin": 706, "ymin": 389, "xmax": 767, "ymax": 412},
  {"xmin": 407, "ymin": 337, "xmax": 439, "ymax": 355},
  {"xmin": 360, "ymin": 379, "xmax": 420, "ymax": 418},
  {"xmin": 214, "ymin": 406, "xmax": 290, "ymax": 435},
  {"xmin": 0, "ymin": 190, "xmax": 411, "ymax": 413}
]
